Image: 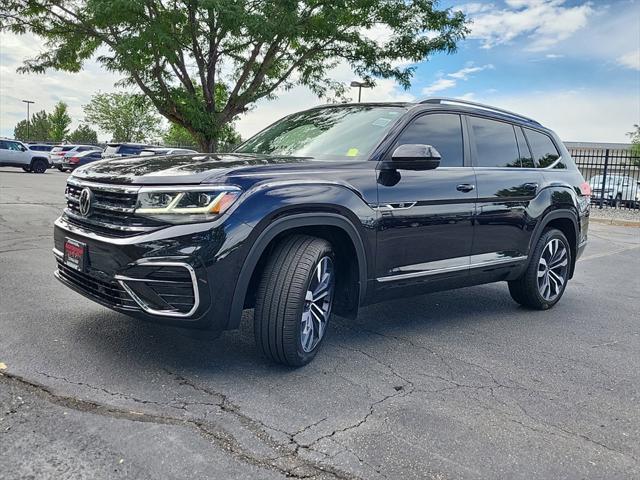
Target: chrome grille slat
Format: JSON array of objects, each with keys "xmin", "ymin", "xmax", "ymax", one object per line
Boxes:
[{"xmin": 64, "ymin": 178, "xmax": 166, "ymax": 237}]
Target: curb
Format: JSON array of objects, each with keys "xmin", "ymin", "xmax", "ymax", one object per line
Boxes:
[{"xmin": 589, "ymin": 217, "xmax": 640, "ymax": 228}]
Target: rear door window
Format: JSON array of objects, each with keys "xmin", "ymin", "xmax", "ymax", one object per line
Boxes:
[
  {"xmin": 524, "ymin": 128, "xmax": 562, "ymax": 168},
  {"xmin": 468, "ymin": 116, "xmax": 520, "ymax": 168},
  {"xmin": 392, "ymin": 113, "xmax": 464, "ymax": 167}
]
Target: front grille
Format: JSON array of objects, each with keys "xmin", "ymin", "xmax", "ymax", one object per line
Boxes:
[
  {"xmin": 56, "ymin": 259, "xmax": 138, "ymax": 310},
  {"xmin": 116, "ymin": 263, "xmax": 198, "ymax": 316},
  {"xmin": 64, "ymin": 179, "xmax": 166, "ymax": 237}
]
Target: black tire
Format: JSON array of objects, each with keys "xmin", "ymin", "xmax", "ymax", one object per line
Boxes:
[
  {"xmin": 508, "ymin": 228, "xmax": 572, "ymax": 310},
  {"xmin": 57, "ymin": 166, "xmax": 64, "ymax": 172},
  {"xmin": 254, "ymin": 235, "xmax": 335, "ymax": 367},
  {"xmin": 31, "ymin": 159, "xmax": 48, "ymax": 173},
  {"xmin": 22, "ymin": 166, "xmax": 32, "ymax": 173},
  {"xmin": 614, "ymin": 194, "xmax": 622, "ymax": 209}
]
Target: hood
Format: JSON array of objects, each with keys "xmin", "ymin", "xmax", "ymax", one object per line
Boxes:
[{"xmin": 71, "ymin": 153, "xmax": 314, "ymax": 185}]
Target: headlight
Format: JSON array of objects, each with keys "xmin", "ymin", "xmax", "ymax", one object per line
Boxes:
[{"xmin": 135, "ymin": 186, "xmax": 241, "ymax": 224}]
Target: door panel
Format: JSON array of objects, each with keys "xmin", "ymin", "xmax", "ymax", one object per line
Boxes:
[
  {"xmin": 375, "ymin": 113, "xmax": 476, "ymax": 282},
  {"xmin": 468, "ymin": 116, "xmax": 543, "ymax": 258}
]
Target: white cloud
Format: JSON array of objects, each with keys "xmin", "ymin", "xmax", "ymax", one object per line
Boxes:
[
  {"xmin": 0, "ymin": 32, "xmax": 124, "ymax": 139},
  {"xmin": 421, "ymin": 64, "xmax": 493, "ymax": 96},
  {"xmin": 422, "ymin": 78, "xmax": 458, "ymax": 96},
  {"xmin": 545, "ymin": 54, "xmax": 564, "ymax": 59},
  {"xmin": 475, "ymin": 89, "xmax": 640, "ymax": 143},
  {"xmin": 459, "ymin": 0, "xmax": 594, "ymax": 51},
  {"xmin": 617, "ymin": 50, "xmax": 640, "ymax": 70}
]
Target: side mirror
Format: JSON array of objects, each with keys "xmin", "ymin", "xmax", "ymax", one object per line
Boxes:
[{"xmin": 389, "ymin": 144, "xmax": 441, "ymax": 171}]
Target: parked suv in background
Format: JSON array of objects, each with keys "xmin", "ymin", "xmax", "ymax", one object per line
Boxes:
[
  {"xmin": 102, "ymin": 143, "xmax": 155, "ymax": 158},
  {"xmin": 27, "ymin": 143, "xmax": 55, "ymax": 153},
  {"xmin": 53, "ymin": 99, "xmax": 590, "ymax": 366},
  {"xmin": 0, "ymin": 138, "xmax": 50, "ymax": 173},
  {"xmin": 589, "ymin": 174, "xmax": 640, "ymax": 208}
]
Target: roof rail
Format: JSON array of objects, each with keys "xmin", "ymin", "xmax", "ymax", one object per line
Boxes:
[{"xmin": 420, "ymin": 97, "xmax": 541, "ymax": 125}]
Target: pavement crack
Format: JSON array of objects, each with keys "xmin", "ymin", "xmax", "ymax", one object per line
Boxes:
[{"xmin": 2, "ymin": 371, "xmax": 364, "ymax": 480}]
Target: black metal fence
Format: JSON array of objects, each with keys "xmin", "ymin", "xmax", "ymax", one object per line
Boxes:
[{"xmin": 569, "ymin": 148, "xmax": 640, "ymax": 210}]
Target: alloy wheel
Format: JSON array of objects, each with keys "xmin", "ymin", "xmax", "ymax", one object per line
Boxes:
[
  {"xmin": 537, "ymin": 238, "xmax": 568, "ymax": 301},
  {"xmin": 300, "ymin": 256, "xmax": 335, "ymax": 353}
]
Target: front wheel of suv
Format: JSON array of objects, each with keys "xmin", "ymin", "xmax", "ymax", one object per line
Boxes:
[
  {"xmin": 254, "ymin": 235, "xmax": 336, "ymax": 367},
  {"xmin": 31, "ymin": 159, "xmax": 48, "ymax": 173},
  {"xmin": 508, "ymin": 228, "xmax": 572, "ymax": 310}
]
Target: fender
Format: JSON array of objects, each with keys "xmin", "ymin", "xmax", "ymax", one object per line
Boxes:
[
  {"xmin": 227, "ymin": 212, "xmax": 368, "ymax": 330},
  {"xmin": 527, "ymin": 207, "xmax": 580, "ymax": 276}
]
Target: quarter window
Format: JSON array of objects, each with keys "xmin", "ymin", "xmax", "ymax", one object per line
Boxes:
[
  {"xmin": 468, "ymin": 116, "xmax": 520, "ymax": 168},
  {"xmin": 392, "ymin": 114, "xmax": 464, "ymax": 167},
  {"xmin": 524, "ymin": 128, "xmax": 562, "ymax": 168}
]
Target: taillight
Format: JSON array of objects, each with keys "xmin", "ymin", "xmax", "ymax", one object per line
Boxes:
[
  {"xmin": 69, "ymin": 157, "xmax": 80, "ymax": 164},
  {"xmin": 580, "ymin": 181, "xmax": 591, "ymax": 197}
]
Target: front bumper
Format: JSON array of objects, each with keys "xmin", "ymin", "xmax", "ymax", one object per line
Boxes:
[{"xmin": 53, "ymin": 216, "xmax": 227, "ymax": 329}]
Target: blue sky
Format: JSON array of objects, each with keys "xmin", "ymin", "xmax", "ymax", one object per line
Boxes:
[{"xmin": 1, "ymin": 0, "xmax": 639, "ymax": 142}]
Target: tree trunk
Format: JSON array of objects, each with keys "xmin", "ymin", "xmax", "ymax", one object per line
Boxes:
[{"xmin": 199, "ymin": 137, "xmax": 218, "ymax": 153}]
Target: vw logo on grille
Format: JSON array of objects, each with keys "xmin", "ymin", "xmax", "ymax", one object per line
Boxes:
[{"xmin": 79, "ymin": 187, "xmax": 94, "ymax": 217}]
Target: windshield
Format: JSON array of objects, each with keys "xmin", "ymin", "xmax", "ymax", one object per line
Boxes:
[{"xmin": 236, "ymin": 105, "xmax": 406, "ymax": 160}]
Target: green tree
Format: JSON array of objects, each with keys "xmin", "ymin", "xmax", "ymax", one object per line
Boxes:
[
  {"xmin": 1, "ymin": 1, "xmax": 468, "ymax": 152},
  {"xmin": 83, "ymin": 92, "xmax": 160, "ymax": 143},
  {"xmin": 67, "ymin": 124, "xmax": 98, "ymax": 144},
  {"xmin": 628, "ymin": 124, "xmax": 640, "ymax": 165},
  {"xmin": 49, "ymin": 101, "xmax": 71, "ymax": 142},
  {"xmin": 164, "ymin": 122, "xmax": 240, "ymax": 150},
  {"xmin": 13, "ymin": 110, "xmax": 52, "ymax": 141}
]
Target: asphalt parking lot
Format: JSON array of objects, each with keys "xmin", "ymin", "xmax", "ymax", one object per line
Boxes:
[{"xmin": 1, "ymin": 167, "xmax": 639, "ymax": 480}]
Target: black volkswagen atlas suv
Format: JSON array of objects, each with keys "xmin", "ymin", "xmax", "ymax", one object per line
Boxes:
[{"xmin": 54, "ymin": 98, "xmax": 590, "ymax": 366}]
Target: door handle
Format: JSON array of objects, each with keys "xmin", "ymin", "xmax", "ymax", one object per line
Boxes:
[{"xmin": 456, "ymin": 184, "xmax": 475, "ymax": 193}]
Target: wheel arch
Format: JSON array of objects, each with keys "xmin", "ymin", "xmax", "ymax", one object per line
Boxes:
[
  {"xmin": 529, "ymin": 208, "xmax": 579, "ymax": 278},
  {"xmin": 227, "ymin": 213, "xmax": 367, "ymax": 330}
]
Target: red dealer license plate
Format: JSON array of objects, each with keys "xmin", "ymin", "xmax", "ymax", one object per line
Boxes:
[{"xmin": 63, "ymin": 238, "xmax": 87, "ymax": 272}]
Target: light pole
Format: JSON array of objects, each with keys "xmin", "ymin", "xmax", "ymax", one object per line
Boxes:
[
  {"xmin": 22, "ymin": 99, "xmax": 35, "ymax": 141},
  {"xmin": 350, "ymin": 81, "xmax": 373, "ymax": 102}
]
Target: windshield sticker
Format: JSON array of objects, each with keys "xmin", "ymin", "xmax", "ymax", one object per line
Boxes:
[{"xmin": 347, "ymin": 148, "xmax": 359, "ymax": 157}]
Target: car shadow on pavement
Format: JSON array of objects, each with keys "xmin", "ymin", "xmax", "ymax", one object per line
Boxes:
[{"xmin": 66, "ymin": 282, "xmax": 531, "ymax": 374}]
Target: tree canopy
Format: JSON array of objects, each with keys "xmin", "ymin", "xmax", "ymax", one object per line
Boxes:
[
  {"xmin": 628, "ymin": 124, "xmax": 640, "ymax": 166},
  {"xmin": 48, "ymin": 101, "xmax": 72, "ymax": 142},
  {"xmin": 83, "ymin": 92, "xmax": 161, "ymax": 143},
  {"xmin": 13, "ymin": 110, "xmax": 51, "ymax": 141},
  {"xmin": 1, "ymin": 0, "xmax": 468, "ymax": 152},
  {"xmin": 67, "ymin": 123, "xmax": 98, "ymax": 144}
]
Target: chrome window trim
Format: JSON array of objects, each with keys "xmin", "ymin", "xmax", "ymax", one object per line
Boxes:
[{"xmin": 115, "ymin": 262, "xmax": 200, "ymax": 318}]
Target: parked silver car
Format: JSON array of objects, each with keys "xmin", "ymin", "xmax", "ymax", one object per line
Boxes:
[{"xmin": 589, "ymin": 175, "xmax": 640, "ymax": 207}]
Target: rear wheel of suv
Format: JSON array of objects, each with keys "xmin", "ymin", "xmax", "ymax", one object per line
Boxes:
[
  {"xmin": 254, "ymin": 235, "xmax": 336, "ymax": 367},
  {"xmin": 508, "ymin": 228, "xmax": 571, "ymax": 310},
  {"xmin": 31, "ymin": 159, "xmax": 48, "ymax": 174}
]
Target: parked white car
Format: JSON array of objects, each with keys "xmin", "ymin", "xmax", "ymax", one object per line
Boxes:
[
  {"xmin": 49, "ymin": 145, "xmax": 99, "ymax": 170},
  {"xmin": 0, "ymin": 138, "xmax": 50, "ymax": 173},
  {"xmin": 589, "ymin": 174, "xmax": 640, "ymax": 207}
]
